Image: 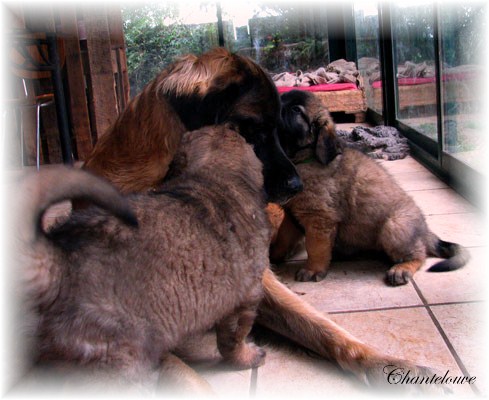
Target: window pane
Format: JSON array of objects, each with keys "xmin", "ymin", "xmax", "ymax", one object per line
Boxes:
[
  {"xmin": 122, "ymin": 2, "xmax": 219, "ymax": 96},
  {"xmin": 394, "ymin": 3, "xmax": 437, "ymax": 141},
  {"xmin": 354, "ymin": 3, "xmax": 382, "ymax": 114},
  {"xmin": 440, "ymin": 4, "xmax": 486, "ymax": 173},
  {"xmin": 221, "ymin": 2, "xmax": 329, "ymax": 73}
]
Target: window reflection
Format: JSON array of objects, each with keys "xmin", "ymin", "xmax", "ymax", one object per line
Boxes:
[
  {"xmin": 440, "ymin": 4, "xmax": 485, "ymax": 172},
  {"xmin": 354, "ymin": 3, "xmax": 382, "ymax": 114},
  {"xmin": 393, "ymin": 3, "xmax": 437, "ymax": 139},
  {"xmin": 221, "ymin": 2, "xmax": 329, "ymax": 73}
]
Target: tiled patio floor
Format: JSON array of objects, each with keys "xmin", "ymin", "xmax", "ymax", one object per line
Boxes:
[{"xmin": 7, "ymin": 124, "xmax": 487, "ymax": 398}]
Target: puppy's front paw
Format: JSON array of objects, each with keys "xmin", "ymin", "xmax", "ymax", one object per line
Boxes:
[{"xmin": 295, "ymin": 268, "xmax": 327, "ymax": 282}]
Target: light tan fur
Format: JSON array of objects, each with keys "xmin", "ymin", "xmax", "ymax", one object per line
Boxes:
[
  {"xmin": 157, "ymin": 51, "xmax": 244, "ymax": 97},
  {"xmin": 82, "ymin": 68, "xmax": 185, "ymax": 194}
]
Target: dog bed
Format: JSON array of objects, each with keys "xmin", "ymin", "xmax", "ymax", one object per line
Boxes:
[
  {"xmin": 365, "ymin": 61, "xmax": 480, "ymax": 111},
  {"xmin": 272, "ymin": 60, "xmax": 367, "ymax": 122}
]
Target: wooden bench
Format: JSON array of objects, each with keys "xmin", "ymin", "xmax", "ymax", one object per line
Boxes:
[{"xmin": 277, "ymin": 83, "xmax": 367, "ymax": 122}]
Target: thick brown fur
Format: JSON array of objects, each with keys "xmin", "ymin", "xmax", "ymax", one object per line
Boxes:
[
  {"xmin": 82, "ymin": 48, "xmax": 301, "ymax": 204},
  {"xmin": 15, "ymin": 126, "xmax": 269, "ymax": 390},
  {"xmin": 273, "ymin": 90, "xmax": 470, "ymax": 284},
  {"xmin": 62, "ymin": 53, "xmax": 444, "ymax": 391}
]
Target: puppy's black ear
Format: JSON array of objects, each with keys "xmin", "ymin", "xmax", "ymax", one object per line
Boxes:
[{"xmin": 314, "ymin": 110, "xmax": 343, "ymax": 165}]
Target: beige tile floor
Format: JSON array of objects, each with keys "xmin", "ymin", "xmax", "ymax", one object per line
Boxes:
[{"xmin": 6, "ymin": 125, "xmax": 487, "ymax": 399}]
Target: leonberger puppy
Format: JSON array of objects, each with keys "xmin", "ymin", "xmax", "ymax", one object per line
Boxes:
[
  {"xmin": 272, "ymin": 90, "xmax": 469, "ymax": 284},
  {"xmin": 82, "ymin": 47, "xmax": 301, "ymax": 203},
  {"xmin": 14, "ymin": 126, "xmax": 269, "ymax": 392},
  {"xmin": 77, "ymin": 49, "xmax": 439, "ymax": 389}
]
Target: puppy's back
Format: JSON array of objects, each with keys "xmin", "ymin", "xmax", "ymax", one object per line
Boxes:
[
  {"xmin": 39, "ymin": 170, "xmax": 268, "ymax": 366},
  {"xmin": 293, "ymin": 148, "xmax": 421, "ymax": 237}
]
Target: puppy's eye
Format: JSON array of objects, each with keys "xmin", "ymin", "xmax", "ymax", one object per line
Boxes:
[{"xmin": 291, "ymin": 105, "xmax": 302, "ymax": 113}]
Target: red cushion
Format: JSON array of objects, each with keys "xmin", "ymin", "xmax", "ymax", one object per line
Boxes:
[
  {"xmin": 371, "ymin": 71, "xmax": 477, "ymax": 88},
  {"xmin": 372, "ymin": 77, "xmax": 435, "ymax": 88},
  {"xmin": 276, "ymin": 83, "xmax": 358, "ymax": 93}
]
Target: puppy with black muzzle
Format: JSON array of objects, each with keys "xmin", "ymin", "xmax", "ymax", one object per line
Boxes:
[
  {"xmin": 12, "ymin": 126, "xmax": 269, "ymax": 393},
  {"xmin": 272, "ymin": 90, "xmax": 469, "ymax": 285}
]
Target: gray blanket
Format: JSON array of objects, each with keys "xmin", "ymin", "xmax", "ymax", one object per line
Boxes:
[
  {"xmin": 337, "ymin": 126, "xmax": 410, "ymax": 160},
  {"xmin": 273, "ymin": 59, "xmax": 360, "ymax": 87}
]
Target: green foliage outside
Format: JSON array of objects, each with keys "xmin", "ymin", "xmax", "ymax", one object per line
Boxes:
[
  {"xmin": 122, "ymin": 3, "xmax": 330, "ymax": 95},
  {"xmin": 122, "ymin": 3, "xmax": 218, "ymax": 96}
]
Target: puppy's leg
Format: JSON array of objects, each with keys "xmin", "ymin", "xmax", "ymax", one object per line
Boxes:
[
  {"xmin": 266, "ymin": 203, "xmax": 285, "ymax": 244},
  {"xmin": 270, "ymin": 211, "xmax": 304, "ymax": 262},
  {"xmin": 157, "ymin": 353, "xmax": 215, "ymax": 396},
  {"xmin": 258, "ymin": 268, "xmax": 434, "ymax": 387},
  {"xmin": 380, "ymin": 218, "xmax": 426, "ymax": 286},
  {"xmin": 216, "ymin": 305, "xmax": 266, "ymax": 369},
  {"xmin": 296, "ymin": 223, "xmax": 336, "ymax": 282},
  {"xmin": 385, "ymin": 259, "xmax": 424, "ymax": 286}
]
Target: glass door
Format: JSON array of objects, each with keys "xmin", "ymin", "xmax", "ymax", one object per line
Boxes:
[
  {"xmin": 354, "ymin": 3, "xmax": 382, "ymax": 115},
  {"xmin": 439, "ymin": 4, "xmax": 486, "ymax": 174},
  {"xmin": 393, "ymin": 3, "xmax": 438, "ymax": 143}
]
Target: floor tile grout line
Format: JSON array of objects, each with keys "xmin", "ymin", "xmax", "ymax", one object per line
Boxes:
[
  {"xmin": 404, "ymin": 187, "xmax": 450, "ymax": 193},
  {"xmin": 404, "ymin": 187, "xmax": 460, "ymax": 192},
  {"xmin": 411, "ymin": 279, "xmax": 481, "ymax": 396},
  {"xmin": 463, "ymin": 245, "xmax": 485, "ymax": 250},
  {"xmin": 328, "ymin": 303, "xmax": 426, "ymax": 315},
  {"xmin": 249, "ymin": 367, "xmax": 258, "ymax": 398},
  {"xmin": 418, "ymin": 299, "xmax": 483, "ymax": 307},
  {"xmin": 425, "ymin": 208, "xmax": 478, "ymax": 213},
  {"xmin": 326, "ymin": 299, "xmax": 484, "ymax": 315},
  {"xmin": 423, "ymin": 211, "xmax": 478, "ymax": 217}
]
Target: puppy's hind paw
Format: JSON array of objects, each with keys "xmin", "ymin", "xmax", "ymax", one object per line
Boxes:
[
  {"xmin": 385, "ymin": 268, "xmax": 412, "ymax": 286},
  {"xmin": 295, "ymin": 268, "xmax": 327, "ymax": 282},
  {"xmin": 247, "ymin": 344, "xmax": 266, "ymax": 368},
  {"xmin": 226, "ymin": 343, "xmax": 266, "ymax": 370}
]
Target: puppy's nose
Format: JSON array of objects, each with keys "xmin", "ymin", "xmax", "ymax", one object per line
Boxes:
[{"xmin": 286, "ymin": 175, "xmax": 303, "ymax": 195}]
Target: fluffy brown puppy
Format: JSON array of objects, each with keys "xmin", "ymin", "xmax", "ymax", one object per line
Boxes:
[
  {"xmin": 82, "ymin": 47, "xmax": 301, "ymax": 204},
  {"xmin": 15, "ymin": 126, "xmax": 269, "ymax": 390},
  {"xmin": 273, "ymin": 90, "xmax": 469, "ymax": 284}
]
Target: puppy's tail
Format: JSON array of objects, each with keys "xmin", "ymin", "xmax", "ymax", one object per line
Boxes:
[
  {"xmin": 426, "ymin": 232, "xmax": 470, "ymax": 272},
  {"xmin": 14, "ymin": 166, "xmax": 138, "ymax": 308},
  {"xmin": 20, "ymin": 166, "xmax": 138, "ymax": 243}
]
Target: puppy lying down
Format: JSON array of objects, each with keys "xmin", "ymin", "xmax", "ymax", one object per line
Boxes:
[{"xmin": 14, "ymin": 126, "xmax": 269, "ymax": 392}]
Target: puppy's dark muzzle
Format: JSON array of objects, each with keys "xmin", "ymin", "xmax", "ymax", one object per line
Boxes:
[
  {"xmin": 266, "ymin": 172, "xmax": 303, "ymax": 205},
  {"xmin": 258, "ymin": 128, "xmax": 303, "ymax": 204},
  {"xmin": 286, "ymin": 175, "xmax": 303, "ymax": 197}
]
